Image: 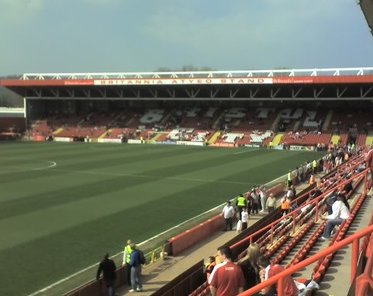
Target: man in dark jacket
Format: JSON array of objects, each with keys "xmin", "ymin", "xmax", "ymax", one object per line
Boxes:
[
  {"xmin": 96, "ymin": 253, "xmax": 117, "ymax": 296},
  {"xmin": 129, "ymin": 243, "xmax": 144, "ymax": 292}
]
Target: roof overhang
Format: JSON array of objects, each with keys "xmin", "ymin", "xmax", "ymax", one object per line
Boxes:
[{"xmin": 359, "ymin": 0, "xmax": 373, "ymax": 36}]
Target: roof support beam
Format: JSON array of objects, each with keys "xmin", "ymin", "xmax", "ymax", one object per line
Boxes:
[
  {"xmin": 337, "ymin": 87, "xmax": 347, "ymax": 98},
  {"xmin": 229, "ymin": 88, "xmax": 239, "ymax": 98},
  {"xmin": 250, "ymin": 88, "xmax": 260, "ymax": 98},
  {"xmin": 270, "ymin": 88, "xmax": 280, "ymax": 98},
  {"xmin": 292, "ymin": 88, "xmax": 302, "ymax": 98},
  {"xmin": 360, "ymin": 86, "xmax": 373, "ymax": 98},
  {"xmin": 314, "ymin": 88, "xmax": 324, "ymax": 98},
  {"xmin": 210, "ymin": 88, "xmax": 220, "ymax": 98}
]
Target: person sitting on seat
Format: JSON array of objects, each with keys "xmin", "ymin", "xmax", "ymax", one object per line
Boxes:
[{"xmin": 320, "ymin": 194, "xmax": 350, "ymax": 240}]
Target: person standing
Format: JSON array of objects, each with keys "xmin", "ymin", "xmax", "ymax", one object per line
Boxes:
[
  {"xmin": 123, "ymin": 239, "xmax": 133, "ymax": 286},
  {"xmin": 204, "ymin": 256, "xmax": 216, "ymax": 280},
  {"xmin": 241, "ymin": 207, "xmax": 249, "ymax": 231},
  {"xmin": 287, "ymin": 170, "xmax": 293, "ymax": 187},
  {"xmin": 129, "ymin": 243, "xmax": 143, "ymax": 292},
  {"xmin": 266, "ymin": 193, "xmax": 276, "ymax": 213},
  {"xmin": 235, "ymin": 194, "xmax": 247, "ymax": 219},
  {"xmin": 250, "ymin": 188, "xmax": 259, "ymax": 214},
  {"xmin": 208, "ymin": 246, "xmax": 245, "ymax": 296},
  {"xmin": 221, "ymin": 201, "xmax": 235, "ymax": 231},
  {"xmin": 280, "ymin": 196, "xmax": 291, "ymax": 216},
  {"xmin": 96, "ymin": 253, "xmax": 117, "ymax": 296},
  {"xmin": 259, "ymin": 187, "xmax": 267, "ymax": 214},
  {"xmin": 258, "ymin": 256, "xmax": 298, "ymax": 296},
  {"xmin": 238, "ymin": 243, "xmax": 260, "ymax": 290},
  {"xmin": 312, "ymin": 159, "xmax": 318, "ymax": 174}
]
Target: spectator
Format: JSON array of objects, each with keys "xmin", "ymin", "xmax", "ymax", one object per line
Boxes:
[
  {"xmin": 204, "ymin": 256, "xmax": 216, "ymax": 280},
  {"xmin": 321, "ymin": 195, "xmax": 350, "ymax": 240},
  {"xmin": 325, "ymin": 192, "xmax": 338, "ymax": 215},
  {"xmin": 312, "ymin": 159, "xmax": 318, "ymax": 174},
  {"xmin": 245, "ymin": 192, "xmax": 253, "ymax": 214},
  {"xmin": 290, "ymin": 185, "xmax": 296, "ymax": 199},
  {"xmin": 238, "ymin": 243, "xmax": 260, "ymax": 290},
  {"xmin": 208, "ymin": 246, "xmax": 245, "ymax": 296},
  {"xmin": 297, "ymin": 166, "xmax": 304, "ymax": 183},
  {"xmin": 240, "ymin": 256, "xmax": 321, "ymax": 296},
  {"xmin": 280, "ymin": 196, "xmax": 291, "ymax": 216},
  {"xmin": 258, "ymin": 256, "xmax": 298, "ymax": 296},
  {"xmin": 221, "ymin": 201, "xmax": 235, "ymax": 231},
  {"xmin": 122, "ymin": 239, "xmax": 133, "ymax": 286},
  {"xmin": 241, "ymin": 207, "xmax": 249, "ymax": 231},
  {"xmin": 96, "ymin": 253, "xmax": 117, "ymax": 296},
  {"xmin": 286, "ymin": 186, "xmax": 294, "ymax": 200},
  {"xmin": 250, "ymin": 188, "xmax": 260, "ymax": 214},
  {"xmin": 266, "ymin": 193, "xmax": 276, "ymax": 213},
  {"xmin": 129, "ymin": 243, "xmax": 143, "ymax": 292},
  {"xmin": 236, "ymin": 193, "xmax": 247, "ymax": 219},
  {"xmin": 259, "ymin": 187, "xmax": 267, "ymax": 213}
]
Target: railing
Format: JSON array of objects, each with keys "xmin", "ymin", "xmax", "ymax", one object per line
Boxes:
[
  {"xmin": 355, "ymin": 213, "xmax": 373, "ymax": 296},
  {"xmin": 240, "ymin": 224, "xmax": 373, "ymax": 296},
  {"xmin": 191, "ymin": 160, "xmax": 369, "ymax": 296},
  {"xmin": 230, "ymin": 168, "xmax": 369, "ymax": 255}
]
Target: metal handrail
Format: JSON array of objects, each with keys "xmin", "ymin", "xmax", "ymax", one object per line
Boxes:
[
  {"xmin": 230, "ymin": 168, "xmax": 369, "ymax": 253},
  {"xmin": 240, "ymin": 224, "xmax": 373, "ymax": 296}
]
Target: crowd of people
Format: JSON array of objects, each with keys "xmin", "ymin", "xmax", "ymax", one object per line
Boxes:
[
  {"xmin": 210, "ymin": 145, "xmax": 372, "ymax": 295},
  {"xmin": 95, "ymin": 145, "xmax": 372, "ymax": 296},
  {"xmin": 207, "ymin": 244, "xmax": 319, "ymax": 296}
]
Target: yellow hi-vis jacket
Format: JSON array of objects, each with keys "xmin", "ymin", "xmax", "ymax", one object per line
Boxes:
[
  {"xmin": 237, "ymin": 196, "xmax": 246, "ymax": 207},
  {"xmin": 123, "ymin": 245, "xmax": 133, "ymax": 265}
]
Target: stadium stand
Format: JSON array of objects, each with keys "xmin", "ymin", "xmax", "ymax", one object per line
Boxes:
[
  {"xmin": 183, "ymin": 150, "xmax": 373, "ymax": 296},
  {"xmin": 19, "ymin": 101, "xmax": 372, "ymax": 151},
  {"xmin": 1, "ymin": 67, "xmax": 373, "ymax": 295}
]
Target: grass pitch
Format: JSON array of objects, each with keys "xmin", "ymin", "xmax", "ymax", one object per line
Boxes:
[{"xmin": 0, "ymin": 142, "xmax": 323, "ymax": 296}]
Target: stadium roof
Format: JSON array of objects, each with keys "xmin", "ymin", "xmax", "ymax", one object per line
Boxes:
[
  {"xmin": 1, "ymin": 67, "xmax": 373, "ymax": 101},
  {"xmin": 1, "ymin": 67, "xmax": 373, "ymax": 82},
  {"xmin": 359, "ymin": 0, "xmax": 373, "ymax": 35}
]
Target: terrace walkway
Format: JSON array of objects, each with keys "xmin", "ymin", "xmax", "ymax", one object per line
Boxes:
[
  {"xmin": 117, "ymin": 218, "xmax": 258, "ymax": 296},
  {"xmin": 117, "ymin": 182, "xmax": 313, "ymax": 296}
]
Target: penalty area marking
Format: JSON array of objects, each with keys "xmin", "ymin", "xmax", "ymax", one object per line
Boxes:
[{"xmin": 27, "ymin": 203, "xmax": 225, "ymax": 296}]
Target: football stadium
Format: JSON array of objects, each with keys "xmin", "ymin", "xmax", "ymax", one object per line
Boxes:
[{"xmin": 1, "ymin": 2, "xmax": 373, "ymax": 296}]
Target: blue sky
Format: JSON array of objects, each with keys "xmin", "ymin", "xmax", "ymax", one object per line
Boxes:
[{"xmin": 0, "ymin": 0, "xmax": 373, "ymax": 76}]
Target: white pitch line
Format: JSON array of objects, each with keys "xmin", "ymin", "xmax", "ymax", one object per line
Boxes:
[
  {"xmin": 32, "ymin": 161, "xmax": 57, "ymax": 171},
  {"xmin": 233, "ymin": 149, "xmax": 259, "ymax": 155},
  {"xmin": 1, "ymin": 160, "xmax": 57, "ymax": 172},
  {"xmin": 26, "ymin": 203, "xmax": 225, "ymax": 296}
]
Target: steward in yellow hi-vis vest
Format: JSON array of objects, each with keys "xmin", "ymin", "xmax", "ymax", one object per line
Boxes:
[
  {"xmin": 123, "ymin": 239, "xmax": 133, "ymax": 286},
  {"xmin": 236, "ymin": 194, "xmax": 247, "ymax": 219},
  {"xmin": 287, "ymin": 171, "xmax": 292, "ymax": 187},
  {"xmin": 312, "ymin": 160, "xmax": 317, "ymax": 174}
]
